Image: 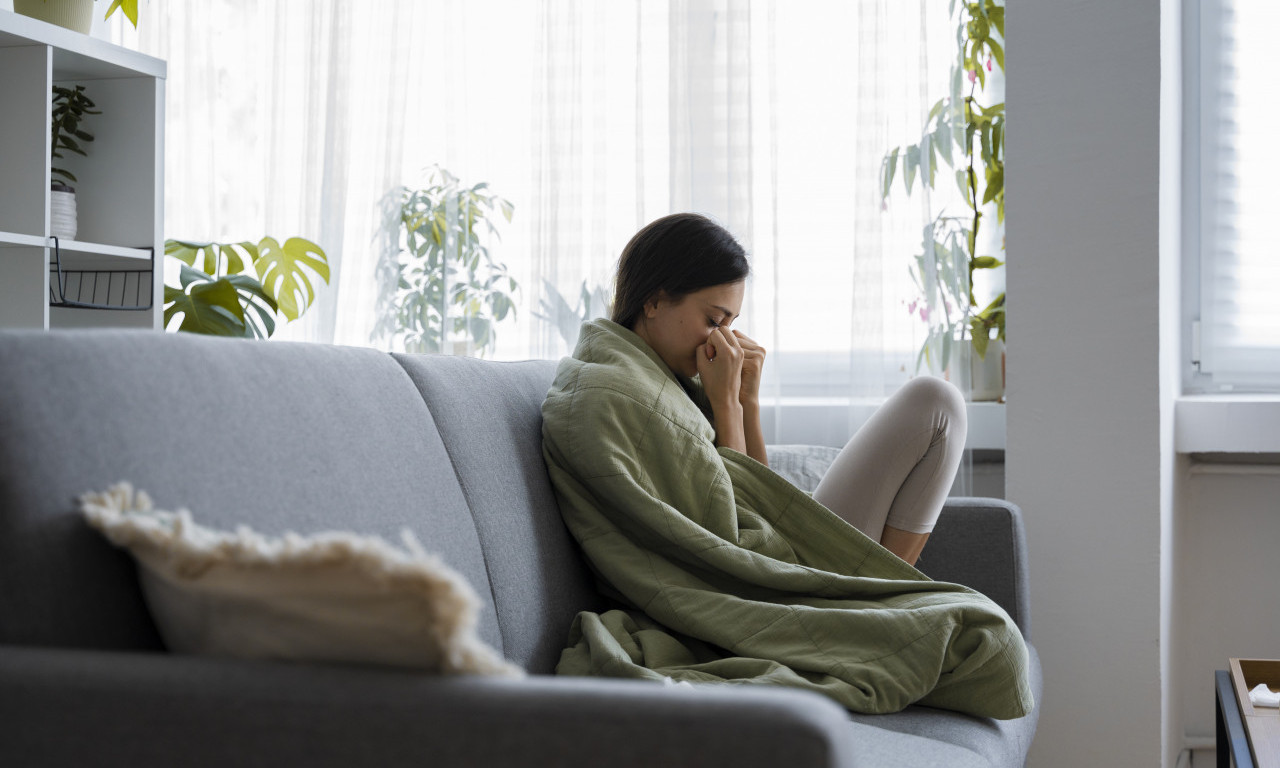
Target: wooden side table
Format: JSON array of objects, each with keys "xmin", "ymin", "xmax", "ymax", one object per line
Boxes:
[{"xmin": 1216, "ymin": 659, "xmax": 1280, "ymax": 768}]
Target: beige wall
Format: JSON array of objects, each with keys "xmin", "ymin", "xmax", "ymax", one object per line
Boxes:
[{"xmin": 1175, "ymin": 465, "xmax": 1280, "ymax": 766}]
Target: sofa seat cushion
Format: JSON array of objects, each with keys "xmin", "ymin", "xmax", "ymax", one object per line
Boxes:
[
  {"xmin": 80, "ymin": 482, "xmax": 521, "ymax": 676},
  {"xmin": 846, "ymin": 643, "xmax": 1042, "ymax": 767}
]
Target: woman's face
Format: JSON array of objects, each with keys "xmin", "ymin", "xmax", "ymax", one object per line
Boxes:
[{"xmin": 633, "ymin": 281, "xmax": 745, "ymax": 378}]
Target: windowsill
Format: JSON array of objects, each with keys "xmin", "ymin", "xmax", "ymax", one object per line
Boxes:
[
  {"xmin": 1174, "ymin": 394, "xmax": 1280, "ymax": 453},
  {"xmin": 759, "ymin": 398, "xmax": 1005, "ymax": 451}
]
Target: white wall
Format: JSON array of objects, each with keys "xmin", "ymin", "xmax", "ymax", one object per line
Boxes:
[
  {"xmin": 1176, "ymin": 467, "xmax": 1280, "ymax": 766},
  {"xmin": 1007, "ymin": 0, "xmax": 1169, "ymax": 765}
]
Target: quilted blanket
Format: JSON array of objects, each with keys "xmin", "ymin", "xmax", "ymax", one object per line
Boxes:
[{"xmin": 541, "ymin": 319, "xmax": 1033, "ymax": 719}]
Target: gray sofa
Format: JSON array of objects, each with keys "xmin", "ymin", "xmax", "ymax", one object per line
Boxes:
[{"xmin": 0, "ymin": 330, "xmax": 1040, "ymax": 768}]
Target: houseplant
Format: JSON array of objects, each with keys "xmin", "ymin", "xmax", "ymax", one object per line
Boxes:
[
  {"xmin": 13, "ymin": 0, "xmax": 138, "ymax": 33},
  {"xmin": 163, "ymin": 237, "xmax": 330, "ymax": 338},
  {"xmin": 534, "ymin": 280, "xmax": 612, "ymax": 353},
  {"xmin": 49, "ymin": 83, "xmax": 99, "ymax": 240},
  {"xmin": 373, "ymin": 166, "xmax": 518, "ymax": 356},
  {"xmin": 882, "ymin": 0, "xmax": 1005, "ymax": 396}
]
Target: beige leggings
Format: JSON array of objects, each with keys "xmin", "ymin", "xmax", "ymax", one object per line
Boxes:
[{"xmin": 811, "ymin": 377, "xmax": 968, "ymax": 541}]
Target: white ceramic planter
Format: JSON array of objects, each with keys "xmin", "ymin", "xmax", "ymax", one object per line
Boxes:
[
  {"xmin": 970, "ymin": 337, "xmax": 1005, "ymax": 402},
  {"xmin": 50, "ymin": 188, "xmax": 78, "ymax": 240},
  {"xmin": 13, "ymin": 0, "xmax": 95, "ymax": 34}
]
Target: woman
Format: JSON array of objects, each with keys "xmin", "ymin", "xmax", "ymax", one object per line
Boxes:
[
  {"xmin": 540, "ymin": 212, "xmax": 1032, "ymax": 719},
  {"xmin": 612, "ymin": 212, "xmax": 967, "ymax": 567}
]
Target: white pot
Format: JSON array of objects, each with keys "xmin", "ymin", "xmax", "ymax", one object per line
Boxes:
[
  {"xmin": 970, "ymin": 337, "xmax": 1005, "ymax": 402},
  {"xmin": 13, "ymin": 0, "xmax": 95, "ymax": 34},
  {"xmin": 50, "ymin": 188, "xmax": 78, "ymax": 241}
]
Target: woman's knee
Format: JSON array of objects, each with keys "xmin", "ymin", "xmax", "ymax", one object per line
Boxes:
[{"xmin": 897, "ymin": 376, "xmax": 968, "ymax": 434}]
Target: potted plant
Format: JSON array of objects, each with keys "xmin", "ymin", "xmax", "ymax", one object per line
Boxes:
[
  {"xmin": 163, "ymin": 236, "xmax": 331, "ymax": 338},
  {"xmin": 373, "ymin": 166, "xmax": 518, "ymax": 357},
  {"xmin": 49, "ymin": 83, "xmax": 99, "ymax": 241},
  {"xmin": 535, "ymin": 280, "xmax": 612, "ymax": 353},
  {"xmin": 882, "ymin": 0, "xmax": 1005, "ymax": 399},
  {"xmin": 14, "ymin": 0, "xmax": 138, "ymax": 33}
]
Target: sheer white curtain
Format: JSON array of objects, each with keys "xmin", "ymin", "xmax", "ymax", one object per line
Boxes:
[{"xmin": 113, "ymin": 0, "xmax": 959, "ymax": 445}]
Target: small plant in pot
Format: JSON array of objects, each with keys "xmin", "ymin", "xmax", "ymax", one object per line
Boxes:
[{"xmin": 50, "ymin": 84, "xmax": 99, "ymax": 241}]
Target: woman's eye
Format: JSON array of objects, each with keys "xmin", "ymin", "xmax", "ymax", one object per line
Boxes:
[{"xmin": 707, "ymin": 318, "xmax": 722, "ymax": 328}]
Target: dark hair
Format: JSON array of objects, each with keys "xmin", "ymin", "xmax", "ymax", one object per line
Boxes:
[{"xmin": 611, "ymin": 213, "xmax": 750, "ymax": 329}]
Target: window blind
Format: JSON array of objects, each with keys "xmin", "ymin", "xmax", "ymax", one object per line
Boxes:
[{"xmin": 1198, "ymin": 0, "xmax": 1280, "ymax": 389}]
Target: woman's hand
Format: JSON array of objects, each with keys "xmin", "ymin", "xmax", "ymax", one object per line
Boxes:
[
  {"xmin": 698, "ymin": 328, "xmax": 747, "ymax": 455},
  {"xmin": 696, "ymin": 327, "xmax": 744, "ymax": 408},
  {"xmin": 733, "ymin": 330, "xmax": 766, "ymax": 406}
]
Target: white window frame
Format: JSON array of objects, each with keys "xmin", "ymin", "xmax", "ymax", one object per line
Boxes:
[
  {"xmin": 1183, "ymin": 0, "xmax": 1280, "ymax": 396},
  {"xmin": 1177, "ymin": 0, "xmax": 1280, "ymax": 453}
]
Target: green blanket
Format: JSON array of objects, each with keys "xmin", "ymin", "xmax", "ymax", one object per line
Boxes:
[{"xmin": 541, "ymin": 319, "xmax": 1034, "ymax": 719}]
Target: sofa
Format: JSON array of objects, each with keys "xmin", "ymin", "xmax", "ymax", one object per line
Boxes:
[{"xmin": 0, "ymin": 330, "xmax": 1040, "ymax": 768}]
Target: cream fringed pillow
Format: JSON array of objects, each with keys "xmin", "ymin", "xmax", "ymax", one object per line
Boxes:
[{"xmin": 80, "ymin": 482, "xmax": 522, "ymax": 677}]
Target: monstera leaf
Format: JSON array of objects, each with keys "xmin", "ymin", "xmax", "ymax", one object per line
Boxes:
[
  {"xmin": 163, "ymin": 235, "xmax": 325, "ymax": 339},
  {"xmin": 165, "ymin": 240, "xmax": 256, "ymax": 278},
  {"xmin": 254, "ymin": 237, "xmax": 330, "ymax": 322},
  {"xmin": 163, "ymin": 265, "xmax": 247, "ymax": 336}
]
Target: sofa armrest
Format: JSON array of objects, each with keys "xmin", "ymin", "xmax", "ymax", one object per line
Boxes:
[
  {"xmin": 0, "ymin": 644, "xmax": 875, "ymax": 768},
  {"xmin": 919, "ymin": 497, "xmax": 1032, "ymax": 640}
]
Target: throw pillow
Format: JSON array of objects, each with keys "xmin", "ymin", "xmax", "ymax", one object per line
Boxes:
[
  {"xmin": 764, "ymin": 444, "xmax": 841, "ymax": 493},
  {"xmin": 80, "ymin": 482, "xmax": 522, "ymax": 677}
]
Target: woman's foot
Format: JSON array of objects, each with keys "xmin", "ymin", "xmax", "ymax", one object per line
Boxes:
[{"xmin": 880, "ymin": 525, "xmax": 930, "ymax": 567}]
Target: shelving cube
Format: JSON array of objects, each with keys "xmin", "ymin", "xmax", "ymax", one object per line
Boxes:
[{"xmin": 0, "ymin": 10, "xmax": 164, "ymax": 330}]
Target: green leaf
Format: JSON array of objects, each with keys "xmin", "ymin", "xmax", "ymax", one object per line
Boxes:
[
  {"xmin": 982, "ymin": 166, "xmax": 1004, "ymax": 204},
  {"xmin": 177, "ymin": 262, "xmax": 214, "ymax": 289},
  {"xmin": 59, "ymin": 136, "xmax": 87, "ymax": 156},
  {"xmin": 934, "ymin": 123, "xmax": 953, "ymax": 167},
  {"xmin": 882, "ymin": 147, "xmax": 900, "ymax": 199},
  {"xmin": 905, "ymin": 146, "xmax": 921, "ymax": 194},
  {"xmin": 972, "ymin": 255, "xmax": 1004, "ymax": 269},
  {"xmin": 987, "ymin": 37, "xmax": 1005, "ymax": 72},
  {"xmin": 164, "ymin": 277, "xmax": 246, "ymax": 336},
  {"xmin": 927, "ymin": 98, "xmax": 946, "ymax": 124},
  {"xmin": 254, "ymin": 236, "xmax": 331, "ymax": 322},
  {"xmin": 972, "ymin": 319, "xmax": 991, "ymax": 359},
  {"xmin": 104, "ymin": 0, "xmax": 139, "ymax": 27},
  {"xmin": 988, "ymin": 5, "xmax": 1005, "ymax": 39},
  {"xmin": 226, "ymin": 274, "xmax": 279, "ymax": 339},
  {"xmin": 167, "ymin": 240, "xmax": 217, "ymax": 274}
]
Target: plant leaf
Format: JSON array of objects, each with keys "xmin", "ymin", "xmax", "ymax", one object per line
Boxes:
[
  {"xmin": 972, "ymin": 319, "xmax": 991, "ymax": 359},
  {"xmin": 253, "ymin": 237, "xmax": 331, "ymax": 322},
  {"xmin": 227, "ymin": 274, "xmax": 279, "ymax": 339},
  {"xmin": 104, "ymin": 0, "xmax": 139, "ymax": 27},
  {"xmin": 164, "ymin": 277, "xmax": 246, "ymax": 336},
  {"xmin": 882, "ymin": 147, "xmax": 900, "ymax": 199}
]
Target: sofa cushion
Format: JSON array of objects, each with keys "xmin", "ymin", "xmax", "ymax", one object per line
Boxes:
[
  {"xmin": 80, "ymin": 482, "xmax": 520, "ymax": 676},
  {"xmin": 846, "ymin": 642, "xmax": 1042, "ymax": 766},
  {"xmin": 392, "ymin": 354, "xmax": 603, "ymax": 674},
  {"xmin": 0, "ymin": 331, "xmax": 500, "ymax": 654}
]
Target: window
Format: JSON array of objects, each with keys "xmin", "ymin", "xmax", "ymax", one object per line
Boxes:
[{"xmin": 1189, "ymin": 0, "xmax": 1280, "ymax": 393}]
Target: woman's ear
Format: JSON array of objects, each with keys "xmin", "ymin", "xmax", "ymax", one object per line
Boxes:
[{"xmin": 644, "ymin": 291, "xmax": 667, "ymax": 318}]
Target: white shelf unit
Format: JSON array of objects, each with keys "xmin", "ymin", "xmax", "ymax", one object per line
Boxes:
[{"xmin": 0, "ymin": 10, "xmax": 165, "ymax": 330}]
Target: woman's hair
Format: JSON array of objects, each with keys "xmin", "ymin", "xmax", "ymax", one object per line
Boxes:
[{"xmin": 611, "ymin": 213, "xmax": 750, "ymax": 329}]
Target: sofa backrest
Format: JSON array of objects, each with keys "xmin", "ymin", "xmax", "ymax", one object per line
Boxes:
[
  {"xmin": 392, "ymin": 354, "xmax": 604, "ymax": 674},
  {"xmin": 0, "ymin": 331, "xmax": 591, "ymax": 666}
]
